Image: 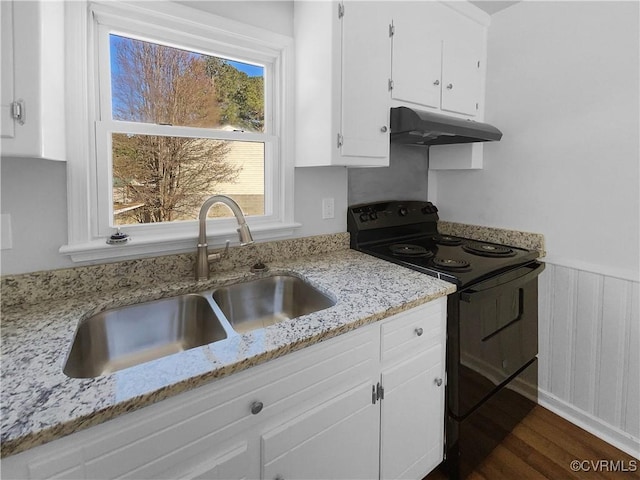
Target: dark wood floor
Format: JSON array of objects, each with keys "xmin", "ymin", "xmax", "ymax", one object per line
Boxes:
[{"xmin": 426, "ymin": 406, "xmax": 639, "ymax": 480}]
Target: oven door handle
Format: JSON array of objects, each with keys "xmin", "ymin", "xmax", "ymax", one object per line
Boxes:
[{"xmin": 460, "ymin": 262, "xmax": 545, "ymax": 303}]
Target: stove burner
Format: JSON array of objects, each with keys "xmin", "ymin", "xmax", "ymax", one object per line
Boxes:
[
  {"xmin": 433, "ymin": 257, "xmax": 471, "ymax": 270},
  {"xmin": 434, "ymin": 235, "xmax": 463, "ymax": 246},
  {"xmin": 463, "ymin": 242, "xmax": 516, "ymax": 257},
  {"xmin": 389, "ymin": 243, "xmax": 434, "ymax": 258}
]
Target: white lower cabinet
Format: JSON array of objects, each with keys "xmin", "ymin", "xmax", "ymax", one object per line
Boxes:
[
  {"xmin": 261, "ymin": 381, "xmax": 380, "ymax": 480},
  {"xmin": 2, "ymin": 298, "xmax": 446, "ymax": 480},
  {"xmin": 381, "ymin": 348, "xmax": 445, "ymax": 479}
]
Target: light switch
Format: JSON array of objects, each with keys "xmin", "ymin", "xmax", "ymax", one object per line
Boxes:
[{"xmin": 1, "ymin": 213, "xmax": 13, "ymax": 250}]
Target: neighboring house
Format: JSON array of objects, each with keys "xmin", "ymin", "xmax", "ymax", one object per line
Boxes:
[
  {"xmin": 113, "ymin": 126, "xmax": 265, "ymax": 222},
  {"xmin": 213, "ymin": 126, "xmax": 265, "ymax": 217}
]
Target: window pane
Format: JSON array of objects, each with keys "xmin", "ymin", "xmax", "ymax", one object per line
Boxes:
[
  {"xmin": 110, "ymin": 34, "xmax": 265, "ymax": 132},
  {"xmin": 112, "ymin": 133, "xmax": 265, "ymax": 226}
]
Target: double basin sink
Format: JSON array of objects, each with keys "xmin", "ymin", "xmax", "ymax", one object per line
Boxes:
[{"xmin": 63, "ymin": 274, "xmax": 336, "ymax": 379}]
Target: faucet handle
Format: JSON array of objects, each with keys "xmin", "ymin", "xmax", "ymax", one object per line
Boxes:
[{"xmin": 207, "ymin": 240, "xmax": 230, "ymax": 262}]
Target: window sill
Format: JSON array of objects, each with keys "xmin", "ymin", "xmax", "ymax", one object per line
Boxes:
[{"xmin": 59, "ymin": 221, "xmax": 302, "ymax": 263}]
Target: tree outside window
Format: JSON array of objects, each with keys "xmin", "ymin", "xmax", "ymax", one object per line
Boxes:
[{"xmin": 109, "ymin": 35, "xmax": 265, "ymax": 226}]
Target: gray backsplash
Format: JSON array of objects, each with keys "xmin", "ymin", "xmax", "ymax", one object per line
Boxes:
[{"xmin": 347, "ymin": 143, "xmax": 429, "ymax": 206}]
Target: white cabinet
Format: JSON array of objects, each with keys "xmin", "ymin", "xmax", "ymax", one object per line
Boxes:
[
  {"xmin": 294, "ymin": 1, "xmax": 391, "ymax": 167},
  {"xmin": 0, "ymin": 0, "xmax": 66, "ymax": 161},
  {"xmin": 439, "ymin": 24, "xmax": 484, "ymax": 117},
  {"xmin": 1, "ymin": 299, "xmax": 447, "ymax": 480},
  {"xmin": 390, "ymin": 2, "xmax": 487, "ymax": 118},
  {"xmin": 389, "ymin": 2, "xmax": 444, "ymax": 112},
  {"xmin": 379, "ymin": 299, "xmax": 446, "ymax": 479},
  {"xmin": 389, "ymin": 2, "xmax": 491, "ymax": 170},
  {"xmin": 262, "ymin": 382, "xmax": 380, "ymax": 480}
]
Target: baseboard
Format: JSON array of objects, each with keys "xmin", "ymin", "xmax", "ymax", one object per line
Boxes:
[{"xmin": 539, "ymin": 389, "xmax": 640, "ymax": 459}]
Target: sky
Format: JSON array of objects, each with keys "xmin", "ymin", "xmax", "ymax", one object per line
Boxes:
[{"xmin": 228, "ymin": 61, "xmax": 263, "ymax": 77}]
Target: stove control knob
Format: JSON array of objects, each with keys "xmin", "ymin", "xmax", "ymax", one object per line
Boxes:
[
  {"xmin": 369, "ymin": 211, "xmax": 378, "ymax": 221},
  {"xmin": 398, "ymin": 206, "xmax": 408, "ymax": 217},
  {"xmin": 359, "ymin": 213, "xmax": 369, "ymax": 222},
  {"xmin": 421, "ymin": 204, "xmax": 438, "ymax": 214}
]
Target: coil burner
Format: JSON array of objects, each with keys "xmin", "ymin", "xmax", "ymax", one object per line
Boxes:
[
  {"xmin": 433, "ymin": 257, "xmax": 471, "ymax": 270},
  {"xmin": 433, "ymin": 235, "xmax": 463, "ymax": 246},
  {"xmin": 463, "ymin": 242, "xmax": 516, "ymax": 257},
  {"xmin": 389, "ymin": 244, "xmax": 434, "ymax": 258}
]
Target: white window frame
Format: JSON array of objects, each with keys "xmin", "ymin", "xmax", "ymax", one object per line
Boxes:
[{"xmin": 60, "ymin": 1, "xmax": 298, "ymax": 263}]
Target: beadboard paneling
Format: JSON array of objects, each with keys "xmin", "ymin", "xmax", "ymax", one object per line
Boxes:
[{"xmin": 538, "ymin": 262, "xmax": 640, "ymax": 457}]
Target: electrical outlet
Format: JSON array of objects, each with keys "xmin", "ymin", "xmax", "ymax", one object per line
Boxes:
[{"xmin": 322, "ymin": 198, "xmax": 335, "ymax": 219}]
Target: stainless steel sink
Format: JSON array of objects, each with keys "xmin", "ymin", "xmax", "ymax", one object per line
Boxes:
[
  {"xmin": 211, "ymin": 275, "xmax": 335, "ymax": 334},
  {"xmin": 63, "ymin": 294, "xmax": 230, "ymax": 378},
  {"xmin": 63, "ymin": 274, "xmax": 336, "ymax": 378}
]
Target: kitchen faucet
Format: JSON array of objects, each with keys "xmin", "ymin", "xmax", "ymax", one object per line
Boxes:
[{"xmin": 195, "ymin": 195, "xmax": 254, "ymax": 280}]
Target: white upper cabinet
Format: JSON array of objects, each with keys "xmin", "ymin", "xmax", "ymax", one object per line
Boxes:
[
  {"xmin": 389, "ymin": 2, "xmax": 444, "ymax": 111},
  {"xmin": 340, "ymin": 2, "xmax": 391, "ymax": 162},
  {"xmin": 0, "ymin": 0, "xmax": 66, "ymax": 161},
  {"xmin": 390, "ymin": 2, "xmax": 489, "ymax": 119},
  {"xmin": 294, "ymin": 1, "xmax": 391, "ymax": 167},
  {"xmin": 440, "ymin": 13, "xmax": 485, "ymax": 117}
]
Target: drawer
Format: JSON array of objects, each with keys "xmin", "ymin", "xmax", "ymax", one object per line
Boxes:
[{"xmin": 381, "ymin": 298, "xmax": 445, "ymax": 364}]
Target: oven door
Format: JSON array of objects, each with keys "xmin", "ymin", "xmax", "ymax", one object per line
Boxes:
[{"xmin": 448, "ymin": 261, "xmax": 544, "ymax": 419}]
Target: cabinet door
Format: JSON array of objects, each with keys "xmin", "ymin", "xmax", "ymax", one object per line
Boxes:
[
  {"xmin": 440, "ymin": 19, "xmax": 484, "ymax": 117},
  {"xmin": 340, "ymin": 1, "xmax": 390, "ymax": 164},
  {"xmin": 0, "ymin": 0, "xmax": 65, "ymax": 160},
  {"xmin": 1, "ymin": 1, "xmax": 16, "ymax": 138},
  {"xmin": 380, "ymin": 345, "xmax": 445, "ymax": 480},
  {"xmin": 262, "ymin": 381, "xmax": 379, "ymax": 480},
  {"xmin": 390, "ymin": 2, "xmax": 442, "ymax": 109}
]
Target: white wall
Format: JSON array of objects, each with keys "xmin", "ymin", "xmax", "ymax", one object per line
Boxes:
[
  {"xmin": 0, "ymin": 0, "xmax": 348, "ymax": 275},
  {"xmin": 432, "ymin": 1, "xmax": 639, "ymax": 280},
  {"xmin": 0, "ymin": 158, "xmax": 71, "ymax": 273}
]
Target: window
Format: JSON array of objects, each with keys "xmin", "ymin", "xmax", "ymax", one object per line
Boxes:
[{"xmin": 61, "ymin": 1, "xmax": 296, "ymax": 262}]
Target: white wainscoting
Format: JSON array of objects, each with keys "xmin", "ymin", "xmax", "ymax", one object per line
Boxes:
[{"xmin": 538, "ymin": 261, "xmax": 640, "ymax": 458}]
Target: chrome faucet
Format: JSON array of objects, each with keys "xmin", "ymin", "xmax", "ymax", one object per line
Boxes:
[{"xmin": 196, "ymin": 195, "xmax": 254, "ymax": 280}]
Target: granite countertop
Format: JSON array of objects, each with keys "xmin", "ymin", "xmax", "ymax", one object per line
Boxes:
[
  {"xmin": 0, "ymin": 248, "xmax": 455, "ymax": 458},
  {"xmin": 438, "ymin": 221, "xmax": 546, "ymax": 258}
]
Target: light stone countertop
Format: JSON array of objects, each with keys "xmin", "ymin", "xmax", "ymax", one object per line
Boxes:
[
  {"xmin": 438, "ymin": 221, "xmax": 546, "ymax": 258},
  {"xmin": 0, "ymin": 248, "xmax": 455, "ymax": 458}
]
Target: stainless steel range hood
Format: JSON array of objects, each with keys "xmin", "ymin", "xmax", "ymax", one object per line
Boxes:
[{"xmin": 390, "ymin": 106, "xmax": 503, "ymax": 146}]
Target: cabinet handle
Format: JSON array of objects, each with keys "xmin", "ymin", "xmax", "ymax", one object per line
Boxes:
[
  {"xmin": 433, "ymin": 80, "xmax": 440, "ymax": 86},
  {"xmin": 415, "ymin": 327, "xmax": 424, "ymax": 336},
  {"xmin": 275, "ymin": 476, "xmax": 284, "ymax": 480},
  {"xmin": 250, "ymin": 401, "xmax": 264, "ymax": 415},
  {"xmin": 380, "ymin": 126, "xmax": 388, "ymax": 133},
  {"xmin": 446, "ymin": 83, "xmax": 453, "ymax": 90},
  {"xmin": 435, "ymin": 378, "xmax": 443, "ymax": 387}
]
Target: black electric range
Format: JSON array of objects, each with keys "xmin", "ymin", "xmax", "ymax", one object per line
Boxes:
[
  {"xmin": 348, "ymin": 200, "xmax": 544, "ymax": 480},
  {"xmin": 347, "ymin": 200, "xmax": 538, "ymax": 288}
]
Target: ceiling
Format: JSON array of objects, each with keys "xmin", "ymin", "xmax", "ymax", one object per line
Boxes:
[{"xmin": 468, "ymin": 1, "xmax": 521, "ymax": 15}]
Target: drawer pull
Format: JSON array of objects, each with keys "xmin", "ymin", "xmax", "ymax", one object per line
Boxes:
[
  {"xmin": 415, "ymin": 327, "xmax": 424, "ymax": 337},
  {"xmin": 250, "ymin": 401, "xmax": 264, "ymax": 415},
  {"xmin": 434, "ymin": 378, "xmax": 443, "ymax": 387}
]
